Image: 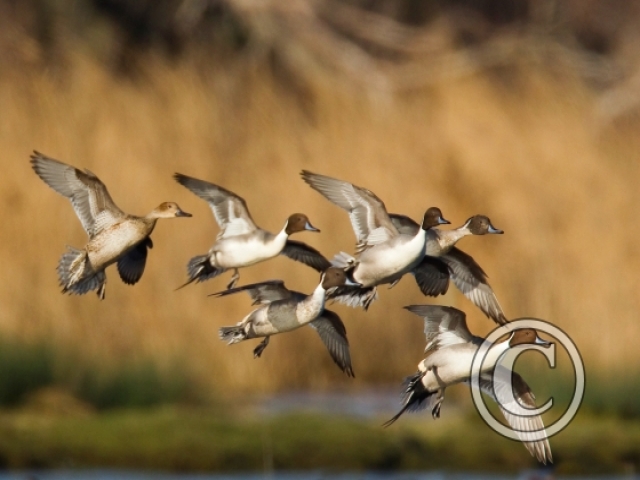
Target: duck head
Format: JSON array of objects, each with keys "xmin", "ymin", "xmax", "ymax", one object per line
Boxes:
[
  {"xmin": 285, "ymin": 213, "xmax": 320, "ymax": 235},
  {"xmin": 421, "ymin": 207, "xmax": 450, "ymax": 230}
]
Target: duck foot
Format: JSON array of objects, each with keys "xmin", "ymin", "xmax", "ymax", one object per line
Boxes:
[
  {"xmin": 253, "ymin": 336, "xmax": 270, "ymax": 358},
  {"xmin": 432, "ymin": 388, "xmax": 445, "ymax": 419},
  {"xmin": 227, "ymin": 269, "xmax": 240, "ymax": 290}
]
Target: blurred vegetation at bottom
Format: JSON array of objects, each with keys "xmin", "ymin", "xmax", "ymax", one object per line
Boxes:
[
  {"xmin": 0, "ymin": 337, "xmax": 201, "ymax": 410},
  {"xmin": 0, "ymin": 407, "xmax": 638, "ymax": 474},
  {"xmin": 0, "ymin": 338, "xmax": 639, "ymax": 474}
]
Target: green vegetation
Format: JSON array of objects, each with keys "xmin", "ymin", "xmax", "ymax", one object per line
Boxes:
[
  {"xmin": 0, "ymin": 338, "xmax": 636, "ymax": 473},
  {"xmin": 69, "ymin": 360, "xmax": 197, "ymax": 410},
  {"xmin": 0, "ymin": 339, "xmax": 198, "ymax": 411},
  {"xmin": 0, "ymin": 405, "xmax": 637, "ymax": 474},
  {"xmin": 0, "ymin": 341, "xmax": 55, "ymax": 406}
]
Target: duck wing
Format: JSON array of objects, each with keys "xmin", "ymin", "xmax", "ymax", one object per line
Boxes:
[
  {"xmin": 31, "ymin": 151, "xmax": 126, "ymax": 238},
  {"xmin": 477, "ymin": 369, "xmax": 553, "ymax": 464},
  {"xmin": 209, "ymin": 280, "xmax": 294, "ymax": 304},
  {"xmin": 388, "ymin": 213, "xmax": 420, "ymax": 236},
  {"xmin": 404, "ymin": 305, "xmax": 474, "ymax": 353},
  {"xmin": 326, "ymin": 282, "xmax": 378, "ymax": 311},
  {"xmin": 442, "ymin": 247, "xmax": 508, "ymax": 325},
  {"xmin": 301, "ymin": 171, "xmax": 397, "ymax": 247},
  {"xmin": 281, "ymin": 240, "xmax": 332, "ymax": 272},
  {"xmin": 173, "ymin": 173, "xmax": 257, "ymax": 238},
  {"xmin": 412, "ymin": 256, "xmax": 450, "ymax": 297},
  {"xmin": 309, "ymin": 310, "xmax": 354, "ymax": 377},
  {"xmin": 117, "ymin": 237, "xmax": 153, "ymax": 285}
]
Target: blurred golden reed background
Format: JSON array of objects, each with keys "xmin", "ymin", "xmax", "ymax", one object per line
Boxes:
[{"xmin": 1, "ymin": 0, "xmax": 639, "ymax": 403}]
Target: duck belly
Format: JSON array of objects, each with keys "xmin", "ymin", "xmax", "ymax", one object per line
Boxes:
[
  {"xmin": 213, "ymin": 236, "xmax": 283, "ymax": 268},
  {"xmin": 246, "ymin": 308, "xmax": 294, "ymax": 337},
  {"xmin": 420, "ymin": 349, "xmax": 478, "ymax": 390},
  {"xmin": 356, "ymin": 239, "xmax": 425, "ymax": 286},
  {"xmin": 87, "ymin": 223, "xmax": 146, "ymax": 270}
]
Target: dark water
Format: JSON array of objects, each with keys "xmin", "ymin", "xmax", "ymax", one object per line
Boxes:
[{"xmin": 0, "ymin": 471, "xmax": 636, "ymax": 480}]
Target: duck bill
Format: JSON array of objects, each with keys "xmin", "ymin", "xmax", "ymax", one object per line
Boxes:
[
  {"xmin": 342, "ymin": 266, "xmax": 361, "ymax": 287},
  {"xmin": 535, "ymin": 336, "xmax": 552, "ymax": 348},
  {"xmin": 488, "ymin": 224, "xmax": 503, "ymax": 234},
  {"xmin": 344, "ymin": 277, "xmax": 362, "ymax": 287},
  {"xmin": 437, "ymin": 216, "xmax": 451, "ymax": 225},
  {"xmin": 175, "ymin": 208, "xmax": 192, "ymax": 218},
  {"xmin": 305, "ymin": 221, "xmax": 320, "ymax": 233}
]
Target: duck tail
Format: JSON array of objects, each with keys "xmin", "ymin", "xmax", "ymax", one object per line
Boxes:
[
  {"xmin": 57, "ymin": 247, "xmax": 106, "ymax": 299},
  {"xmin": 382, "ymin": 401, "xmax": 413, "ymax": 427},
  {"xmin": 219, "ymin": 326, "xmax": 246, "ymax": 344},
  {"xmin": 383, "ymin": 372, "xmax": 435, "ymax": 427},
  {"xmin": 176, "ymin": 254, "xmax": 225, "ymax": 290}
]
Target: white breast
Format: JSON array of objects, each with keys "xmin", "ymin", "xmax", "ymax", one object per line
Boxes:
[
  {"xmin": 214, "ymin": 234, "xmax": 286, "ymax": 268},
  {"xmin": 356, "ymin": 231, "xmax": 426, "ymax": 285}
]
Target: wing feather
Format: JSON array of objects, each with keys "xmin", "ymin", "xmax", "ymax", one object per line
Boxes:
[
  {"xmin": 477, "ymin": 370, "xmax": 553, "ymax": 464},
  {"xmin": 301, "ymin": 171, "xmax": 397, "ymax": 244},
  {"xmin": 209, "ymin": 280, "xmax": 294, "ymax": 304},
  {"xmin": 31, "ymin": 152, "xmax": 125, "ymax": 237},
  {"xmin": 411, "ymin": 256, "xmax": 450, "ymax": 297},
  {"xmin": 281, "ymin": 240, "xmax": 332, "ymax": 272},
  {"xmin": 117, "ymin": 238, "xmax": 152, "ymax": 285},
  {"xmin": 174, "ymin": 173, "xmax": 257, "ymax": 237},
  {"xmin": 389, "ymin": 213, "xmax": 420, "ymax": 236},
  {"xmin": 442, "ymin": 247, "xmax": 508, "ymax": 325},
  {"xmin": 404, "ymin": 305, "xmax": 474, "ymax": 353},
  {"xmin": 309, "ymin": 310, "xmax": 354, "ymax": 377}
]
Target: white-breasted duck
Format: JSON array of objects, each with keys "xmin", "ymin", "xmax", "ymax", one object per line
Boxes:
[
  {"xmin": 384, "ymin": 305, "xmax": 552, "ymax": 464},
  {"xmin": 214, "ymin": 267, "xmax": 359, "ymax": 376},
  {"xmin": 301, "ymin": 170, "xmax": 450, "ymax": 310},
  {"xmin": 174, "ymin": 173, "xmax": 331, "ymax": 290}
]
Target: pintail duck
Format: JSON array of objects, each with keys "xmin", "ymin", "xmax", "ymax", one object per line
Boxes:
[
  {"xmin": 389, "ymin": 214, "xmax": 507, "ymax": 325},
  {"xmin": 174, "ymin": 173, "xmax": 331, "ymax": 290},
  {"xmin": 301, "ymin": 171, "xmax": 450, "ymax": 310},
  {"xmin": 30, "ymin": 151, "xmax": 191, "ymax": 299},
  {"xmin": 214, "ymin": 267, "xmax": 359, "ymax": 376},
  {"xmin": 384, "ymin": 305, "xmax": 552, "ymax": 464}
]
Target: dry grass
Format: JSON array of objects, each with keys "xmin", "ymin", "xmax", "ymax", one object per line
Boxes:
[{"xmin": 1, "ymin": 44, "xmax": 639, "ymax": 396}]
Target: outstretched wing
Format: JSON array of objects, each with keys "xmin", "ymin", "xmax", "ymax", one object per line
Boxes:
[
  {"xmin": 412, "ymin": 256, "xmax": 450, "ymax": 297},
  {"xmin": 442, "ymin": 247, "xmax": 508, "ymax": 325},
  {"xmin": 117, "ymin": 237, "xmax": 153, "ymax": 285},
  {"xmin": 477, "ymin": 369, "xmax": 553, "ymax": 464},
  {"xmin": 281, "ymin": 240, "xmax": 332, "ymax": 272},
  {"xmin": 31, "ymin": 151, "xmax": 126, "ymax": 237},
  {"xmin": 209, "ymin": 280, "xmax": 293, "ymax": 304},
  {"xmin": 309, "ymin": 310, "xmax": 354, "ymax": 377},
  {"xmin": 301, "ymin": 171, "xmax": 397, "ymax": 246},
  {"xmin": 404, "ymin": 305, "xmax": 474, "ymax": 353},
  {"xmin": 173, "ymin": 173, "xmax": 257, "ymax": 237}
]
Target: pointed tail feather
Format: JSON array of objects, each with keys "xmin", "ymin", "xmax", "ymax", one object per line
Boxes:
[
  {"xmin": 382, "ymin": 401, "xmax": 415, "ymax": 427},
  {"xmin": 176, "ymin": 254, "xmax": 226, "ymax": 290},
  {"xmin": 383, "ymin": 372, "xmax": 436, "ymax": 427}
]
